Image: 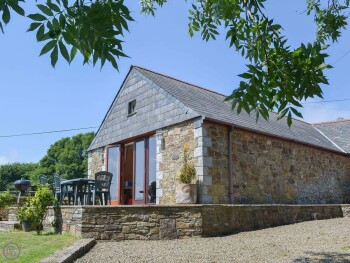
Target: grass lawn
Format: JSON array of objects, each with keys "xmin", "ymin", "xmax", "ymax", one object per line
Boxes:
[{"xmin": 0, "ymin": 230, "xmax": 79, "ymax": 263}]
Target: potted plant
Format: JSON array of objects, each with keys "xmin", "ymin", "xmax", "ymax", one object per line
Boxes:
[
  {"xmin": 16, "ymin": 184, "xmax": 54, "ymax": 234},
  {"xmin": 0, "ymin": 191, "xmax": 13, "ymax": 221},
  {"xmin": 176, "ymin": 142, "xmax": 197, "ymax": 204},
  {"xmin": 16, "ymin": 205, "xmax": 34, "ymax": 232}
]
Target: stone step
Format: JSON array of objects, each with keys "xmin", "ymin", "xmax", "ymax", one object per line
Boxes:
[{"xmin": 0, "ymin": 221, "xmax": 21, "ymax": 231}]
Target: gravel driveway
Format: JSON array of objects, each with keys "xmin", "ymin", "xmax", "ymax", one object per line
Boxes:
[{"xmin": 76, "ymin": 218, "xmax": 350, "ymax": 263}]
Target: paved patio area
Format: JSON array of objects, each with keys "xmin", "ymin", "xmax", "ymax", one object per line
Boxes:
[{"xmin": 76, "ymin": 217, "xmax": 350, "ymax": 263}]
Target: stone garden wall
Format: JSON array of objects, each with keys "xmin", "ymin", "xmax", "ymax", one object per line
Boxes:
[{"xmin": 43, "ymin": 204, "xmax": 347, "ymax": 240}]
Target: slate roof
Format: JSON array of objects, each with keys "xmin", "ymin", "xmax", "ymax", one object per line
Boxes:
[
  {"xmin": 313, "ymin": 119, "xmax": 350, "ymax": 153},
  {"xmin": 135, "ymin": 66, "xmax": 347, "ymax": 154},
  {"xmin": 89, "ymin": 65, "xmax": 349, "ymax": 154}
]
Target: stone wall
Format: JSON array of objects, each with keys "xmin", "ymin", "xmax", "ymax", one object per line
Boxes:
[
  {"xmin": 202, "ymin": 122, "xmax": 230, "ymax": 204},
  {"xmin": 201, "ymin": 204, "xmax": 343, "ymax": 236},
  {"xmin": 44, "ymin": 205, "xmax": 202, "ymax": 240},
  {"xmin": 202, "ymin": 121, "xmax": 350, "ymax": 205},
  {"xmin": 88, "ymin": 147, "xmax": 105, "ymax": 179},
  {"xmin": 43, "ymin": 204, "xmax": 347, "ymax": 240},
  {"xmin": 157, "ymin": 119, "xmax": 198, "ymax": 204},
  {"xmin": 44, "ymin": 206, "xmax": 83, "ymax": 236},
  {"xmin": 231, "ymin": 128, "xmax": 350, "ymax": 204}
]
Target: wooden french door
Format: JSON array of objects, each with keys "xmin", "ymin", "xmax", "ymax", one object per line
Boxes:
[
  {"xmin": 133, "ymin": 139, "xmax": 146, "ymax": 204},
  {"xmin": 106, "ymin": 145, "xmax": 121, "ymax": 205},
  {"xmin": 106, "ymin": 136, "xmax": 156, "ymax": 205},
  {"xmin": 133, "ymin": 137, "xmax": 156, "ymax": 204}
]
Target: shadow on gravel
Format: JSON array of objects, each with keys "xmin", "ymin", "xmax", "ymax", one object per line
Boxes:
[{"xmin": 293, "ymin": 252, "xmax": 350, "ymax": 263}]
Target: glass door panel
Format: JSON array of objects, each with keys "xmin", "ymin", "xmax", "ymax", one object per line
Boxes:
[
  {"xmin": 148, "ymin": 136, "xmax": 156, "ymax": 204},
  {"xmin": 107, "ymin": 145, "xmax": 120, "ymax": 204},
  {"xmin": 134, "ymin": 140, "xmax": 145, "ymax": 203}
]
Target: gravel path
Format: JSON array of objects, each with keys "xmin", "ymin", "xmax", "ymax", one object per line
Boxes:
[{"xmin": 76, "ymin": 218, "xmax": 350, "ymax": 263}]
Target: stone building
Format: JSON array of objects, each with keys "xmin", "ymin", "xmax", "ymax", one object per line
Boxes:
[{"xmin": 88, "ymin": 66, "xmax": 350, "ymax": 205}]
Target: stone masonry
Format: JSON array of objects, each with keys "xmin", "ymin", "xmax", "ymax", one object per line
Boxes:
[
  {"xmin": 43, "ymin": 204, "xmax": 347, "ymax": 240},
  {"xmin": 202, "ymin": 122, "xmax": 230, "ymax": 204},
  {"xmin": 231, "ymin": 127, "xmax": 350, "ymax": 204},
  {"xmin": 157, "ymin": 119, "xmax": 198, "ymax": 204},
  {"xmin": 88, "ymin": 147, "xmax": 105, "ymax": 179}
]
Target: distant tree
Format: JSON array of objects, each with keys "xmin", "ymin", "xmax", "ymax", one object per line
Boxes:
[
  {"xmin": 0, "ymin": 0, "xmax": 349, "ymax": 125},
  {"xmin": 0, "ymin": 163, "xmax": 38, "ymax": 191},
  {"xmin": 32, "ymin": 132, "xmax": 95, "ymax": 182}
]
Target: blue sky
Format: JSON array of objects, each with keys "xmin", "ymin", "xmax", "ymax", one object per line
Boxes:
[{"xmin": 1, "ymin": 1, "xmax": 350, "ymax": 164}]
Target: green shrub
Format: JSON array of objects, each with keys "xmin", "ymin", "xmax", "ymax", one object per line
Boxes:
[
  {"xmin": 179, "ymin": 143, "xmax": 196, "ymax": 184},
  {"xmin": 0, "ymin": 191, "xmax": 13, "ymax": 208},
  {"xmin": 16, "ymin": 184, "xmax": 54, "ymax": 234}
]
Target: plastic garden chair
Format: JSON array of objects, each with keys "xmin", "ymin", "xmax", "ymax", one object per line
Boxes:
[{"xmin": 93, "ymin": 171, "xmax": 113, "ymax": 205}]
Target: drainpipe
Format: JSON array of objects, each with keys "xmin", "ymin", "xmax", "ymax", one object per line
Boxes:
[{"xmin": 229, "ymin": 126, "xmax": 234, "ymax": 204}]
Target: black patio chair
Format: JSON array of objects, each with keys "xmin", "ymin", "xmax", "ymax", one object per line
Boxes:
[
  {"xmin": 53, "ymin": 173, "xmax": 73, "ymax": 205},
  {"xmin": 93, "ymin": 171, "xmax": 113, "ymax": 205},
  {"xmin": 38, "ymin": 174, "xmax": 47, "ymax": 185}
]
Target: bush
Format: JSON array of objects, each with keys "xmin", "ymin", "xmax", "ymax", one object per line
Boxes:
[
  {"xmin": 0, "ymin": 191, "xmax": 13, "ymax": 208},
  {"xmin": 179, "ymin": 143, "xmax": 196, "ymax": 184},
  {"xmin": 16, "ymin": 184, "xmax": 54, "ymax": 234}
]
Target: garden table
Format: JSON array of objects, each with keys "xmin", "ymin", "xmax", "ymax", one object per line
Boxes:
[{"xmin": 60, "ymin": 178, "xmax": 95, "ymax": 205}]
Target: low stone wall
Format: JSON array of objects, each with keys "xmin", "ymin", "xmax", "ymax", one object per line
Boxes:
[
  {"xmin": 201, "ymin": 205, "xmax": 344, "ymax": 236},
  {"xmin": 43, "ymin": 204, "xmax": 348, "ymax": 240}
]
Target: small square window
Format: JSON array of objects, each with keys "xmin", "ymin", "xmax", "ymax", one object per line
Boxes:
[{"xmin": 128, "ymin": 100, "xmax": 136, "ymax": 115}]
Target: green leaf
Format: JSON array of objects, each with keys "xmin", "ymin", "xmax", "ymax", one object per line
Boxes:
[
  {"xmin": 28, "ymin": 13, "xmax": 47, "ymax": 21},
  {"xmin": 27, "ymin": 22, "xmax": 41, "ymax": 32},
  {"xmin": 59, "ymin": 40, "xmax": 69, "ymax": 62},
  {"xmin": 59, "ymin": 14, "xmax": 65, "ymax": 27},
  {"xmin": 290, "ymin": 107, "xmax": 303, "ymax": 118},
  {"xmin": 70, "ymin": 46, "xmax": 77, "ymax": 63},
  {"xmin": 2, "ymin": 5, "xmax": 10, "ymax": 24},
  {"xmin": 52, "ymin": 18, "xmax": 60, "ymax": 29},
  {"xmin": 50, "ymin": 45, "xmax": 58, "ymax": 67},
  {"xmin": 287, "ymin": 111, "xmax": 292, "ymax": 127},
  {"xmin": 39, "ymin": 40, "xmax": 56, "ymax": 56},
  {"xmin": 238, "ymin": 72, "xmax": 252, "ymax": 79},
  {"xmin": 11, "ymin": 3, "xmax": 25, "ymax": 16},
  {"xmin": 37, "ymin": 4, "xmax": 53, "ymax": 16},
  {"xmin": 277, "ymin": 108, "xmax": 288, "ymax": 121},
  {"xmin": 47, "ymin": 2, "xmax": 61, "ymax": 13},
  {"xmin": 36, "ymin": 24, "xmax": 45, "ymax": 41},
  {"xmin": 0, "ymin": 21, "xmax": 4, "ymax": 33},
  {"xmin": 61, "ymin": 0, "xmax": 68, "ymax": 8}
]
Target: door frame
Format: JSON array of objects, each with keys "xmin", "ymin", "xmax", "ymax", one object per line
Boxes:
[
  {"xmin": 106, "ymin": 144, "xmax": 122, "ymax": 205},
  {"xmin": 106, "ymin": 134, "xmax": 155, "ymax": 205},
  {"xmin": 132, "ymin": 138, "xmax": 147, "ymax": 205}
]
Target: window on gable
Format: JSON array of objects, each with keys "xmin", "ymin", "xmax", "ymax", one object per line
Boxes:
[{"xmin": 128, "ymin": 100, "xmax": 136, "ymax": 115}]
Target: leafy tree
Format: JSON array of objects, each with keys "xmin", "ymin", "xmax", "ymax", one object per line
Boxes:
[
  {"xmin": 32, "ymin": 132, "xmax": 95, "ymax": 182},
  {"xmin": 0, "ymin": 163, "xmax": 38, "ymax": 191},
  {"xmin": 0, "ymin": 1, "xmax": 349, "ymax": 125}
]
